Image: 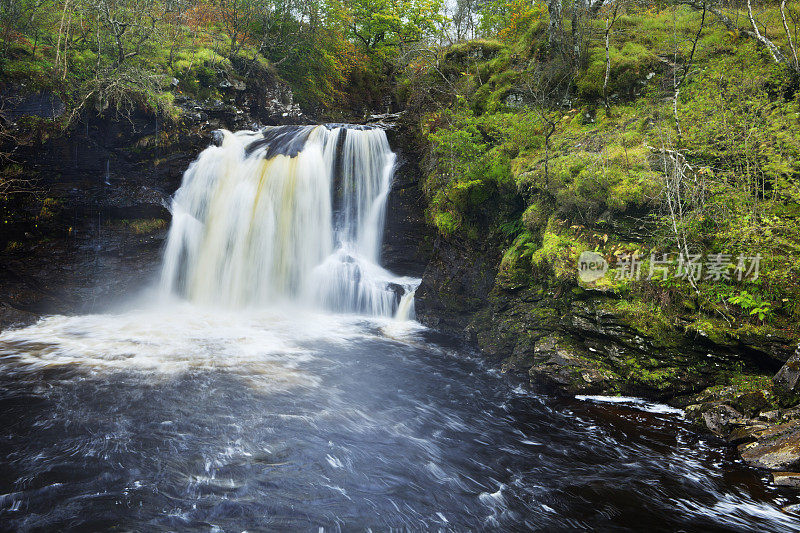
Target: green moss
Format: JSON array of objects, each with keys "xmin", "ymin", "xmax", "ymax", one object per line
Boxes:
[
  {"xmin": 526, "ymin": 221, "xmax": 583, "ymax": 281},
  {"xmin": 685, "ymin": 316, "xmax": 734, "ymax": 346},
  {"xmin": 433, "ymin": 211, "xmax": 459, "ymax": 236},
  {"xmin": 614, "ymin": 300, "xmax": 677, "ymax": 346},
  {"xmin": 530, "ymin": 306, "xmax": 558, "ymax": 318},
  {"xmin": 444, "ymin": 39, "xmax": 505, "ymax": 62},
  {"xmin": 729, "ymin": 374, "xmax": 773, "ymax": 393},
  {"xmin": 522, "ymin": 200, "xmax": 550, "ymax": 233},
  {"xmin": 632, "ymin": 366, "xmax": 682, "ymax": 390},
  {"xmin": 115, "ymin": 218, "xmax": 168, "ymax": 235}
]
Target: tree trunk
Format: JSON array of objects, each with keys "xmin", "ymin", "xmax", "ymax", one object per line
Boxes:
[
  {"xmin": 547, "ymin": 0, "xmax": 563, "ymax": 50},
  {"xmin": 571, "ymin": 0, "xmax": 580, "ymax": 65},
  {"xmin": 746, "ymin": 0, "xmax": 788, "ymax": 64},
  {"xmin": 781, "ymin": 0, "xmax": 799, "ymax": 72},
  {"xmin": 603, "ymin": 8, "xmax": 615, "ymax": 113}
]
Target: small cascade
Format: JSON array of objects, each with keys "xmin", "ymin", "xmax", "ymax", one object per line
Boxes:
[
  {"xmin": 395, "ymin": 287, "xmax": 417, "ymax": 322},
  {"xmin": 160, "ymin": 124, "xmax": 419, "ymax": 317}
]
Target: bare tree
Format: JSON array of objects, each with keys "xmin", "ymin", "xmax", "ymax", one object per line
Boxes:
[
  {"xmin": 673, "ymin": 1, "xmax": 706, "ymax": 141},
  {"xmin": 780, "ymin": 0, "xmax": 799, "ymax": 72},
  {"xmin": 650, "ymin": 140, "xmax": 704, "ymax": 293},
  {"xmin": 746, "ymin": 0, "xmax": 787, "ymax": 64},
  {"xmin": 681, "ymin": 0, "xmax": 799, "ymax": 74},
  {"xmin": 602, "ymin": 2, "xmax": 619, "ymax": 113},
  {"xmin": 450, "ymin": 0, "xmax": 479, "ymax": 42},
  {"xmin": 520, "ymin": 56, "xmax": 574, "ymax": 188},
  {"xmin": 547, "ymin": 0, "xmax": 563, "ymax": 50},
  {"xmin": 97, "ymin": 0, "xmax": 161, "ymax": 67}
]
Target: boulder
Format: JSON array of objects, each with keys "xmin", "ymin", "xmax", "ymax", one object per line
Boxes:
[
  {"xmin": 727, "ymin": 424, "xmax": 769, "ymax": 446},
  {"xmin": 738, "ymin": 420, "xmax": 800, "ymax": 470},
  {"xmin": 774, "ymin": 346, "xmax": 800, "ymax": 402},
  {"xmin": 772, "ymin": 472, "xmax": 800, "ymax": 488},
  {"xmin": 211, "ymin": 130, "xmax": 225, "ymax": 147},
  {"xmin": 701, "ymin": 404, "xmax": 748, "ymax": 437}
]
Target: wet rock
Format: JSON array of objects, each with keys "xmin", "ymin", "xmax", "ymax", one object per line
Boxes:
[
  {"xmin": 365, "ymin": 112, "xmax": 403, "ymax": 125},
  {"xmin": 211, "ymin": 130, "xmax": 225, "ymax": 147},
  {"xmin": 727, "ymin": 424, "xmax": 769, "ymax": 446},
  {"xmin": 736, "ymin": 331, "xmax": 796, "ymax": 366},
  {"xmin": 773, "ymin": 472, "xmax": 800, "ymax": 488},
  {"xmin": 502, "ymin": 334, "xmax": 538, "ymax": 373},
  {"xmin": 219, "ymin": 78, "xmax": 247, "ymax": 91},
  {"xmin": 386, "ymin": 282, "xmax": 406, "ymax": 303},
  {"xmin": 0, "ymin": 303, "xmax": 39, "ymax": 331},
  {"xmin": 0, "ymin": 89, "xmax": 65, "ymax": 122},
  {"xmin": 774, "ymin": 346, "xmax": 800, "ymax": 402},
  {"xmin": 782, "ymin": 407, "xmax": 800, "ymax": 422},
  {"xmin": 701, "ymin": 404, "xmax": 748, "ymax": 437},
  {"xmin": 759, "ymin": 407, "xmax": 800, "ymax": 424},
  {"xmin": 783, "ymin": 503, "xmax": 800, "ymax": 515},
  {"xmin": 415, "ymin": 236, "xmax": 497, "ymax": 339},
  {"xmin": 528, "ymin": 334, "xmax": 617, "ymax": 395},
  {"xmin": 684, "ymin": 403, "xmax": 704, "ymax": 424},
  {"xmin": 736, "ymin": 390, "xmax": 774, "ymax": 418},
  {"xmin": 689, "ymin": 378, "xmax": 778, "ymax": 423},
  {"xmin": 738, "ymin": 420, "xmax": 800, "ymax": 470}
]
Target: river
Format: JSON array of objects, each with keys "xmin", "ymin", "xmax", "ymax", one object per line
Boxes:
[{"xmin": 0, "ymin": 124, "xmax": 797, "ymax": 531}]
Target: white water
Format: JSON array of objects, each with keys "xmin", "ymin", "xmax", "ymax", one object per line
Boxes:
[
  {"xmin": 159, "ymin": 125, "xmax": 419, "ymax": 317},
  {"xmin": 0, "ymin": 124, "xmax": 422, "ymax": 380}
]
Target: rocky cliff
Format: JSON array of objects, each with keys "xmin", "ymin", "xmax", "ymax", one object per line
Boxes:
[{"xmin": 407, "ymin": 140, "xmax": 800, "ymax": 487}]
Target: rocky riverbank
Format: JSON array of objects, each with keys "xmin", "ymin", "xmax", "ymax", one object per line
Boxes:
[{"xmin": 413, "ymin": 206, "xmax": 800, "ymax": 489}]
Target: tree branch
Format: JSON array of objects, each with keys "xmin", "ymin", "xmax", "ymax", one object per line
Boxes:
[
  {"xmin": 746, "ymin": 0, "xmax": 787, "ymax": 64},
  {"xmin": 781, "ymin": 0, "xmax": 799, "ymax": 71}
]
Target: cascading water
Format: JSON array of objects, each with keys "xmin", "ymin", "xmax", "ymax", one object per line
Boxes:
[{"xmin": 159, "ymin": 124, "xmax": 420, "ymax": 317}]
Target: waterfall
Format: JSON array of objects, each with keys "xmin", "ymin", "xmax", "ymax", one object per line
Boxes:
[{"xmin": 160, "ymin": 125, "xmax": 419, "ymax": 317}]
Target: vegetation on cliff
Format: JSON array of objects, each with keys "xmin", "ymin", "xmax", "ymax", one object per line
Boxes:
[{"xmin": 406, "ymin": 1, "xmax": 800, "ymax": 358}]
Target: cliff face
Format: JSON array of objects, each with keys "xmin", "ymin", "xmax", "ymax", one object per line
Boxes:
[
  {"xmin": 417, "ymin": 232, "xmax": 796, "ymax": 399},
  {"xmin": 410, "ymin": 177, "xmax": 800, "ymax": 483},
  {"xmin": 381, "ymin": 126, "xmax": 434, "ymax": 279}
]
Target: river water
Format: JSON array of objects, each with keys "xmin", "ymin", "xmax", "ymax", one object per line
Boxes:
[
  {"xmin": 0, "ymin": 305, "xmax": 797, "ymax": 531},
  {"xmin": 0, "ymin": 125, "xmax": 798, "ymax": 531}
]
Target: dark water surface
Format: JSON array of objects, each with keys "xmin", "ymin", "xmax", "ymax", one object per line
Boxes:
[{"xmin": 0, "ymin": 307, "xmax": 798, "ymax": 531}]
